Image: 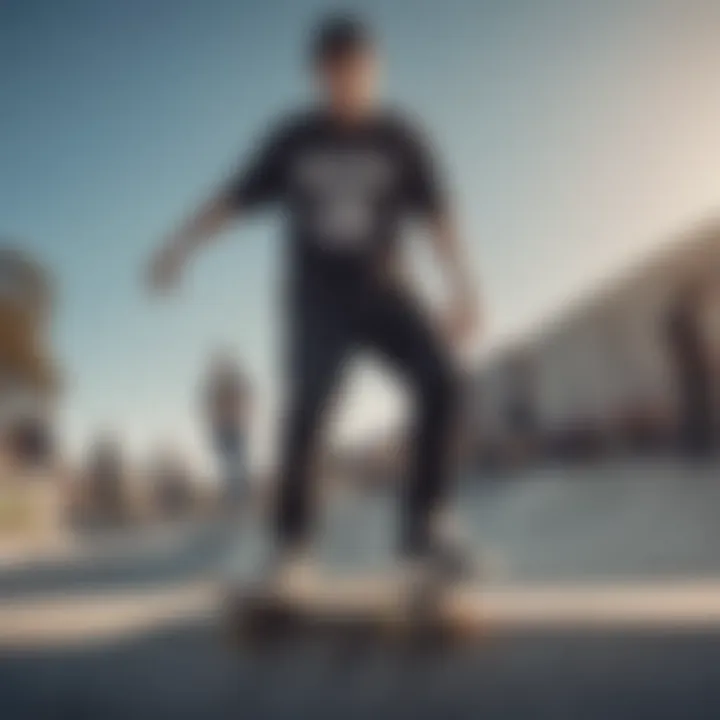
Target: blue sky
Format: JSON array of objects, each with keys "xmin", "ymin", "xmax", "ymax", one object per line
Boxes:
[{"xmin": 2, "ymin": 0, "xmax": 720, "ymax": 469}]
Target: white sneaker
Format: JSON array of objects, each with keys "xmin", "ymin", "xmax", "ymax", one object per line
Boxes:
[
  {"xmin": 402, "ymin": 511, "xmax": 484, "ymax": 589},
  {"xmin": 260, "ymin": 546, "xmax": 317, "ymax": 598}
]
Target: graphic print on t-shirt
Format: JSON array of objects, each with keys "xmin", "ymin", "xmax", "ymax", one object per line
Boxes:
[
  {"xmin": 291, "ymin": 147, "xmax": 396, "ymax": 250},
  {"xmin": 229, "ymin": 112, "xmax": 445, "ymax": 287}
]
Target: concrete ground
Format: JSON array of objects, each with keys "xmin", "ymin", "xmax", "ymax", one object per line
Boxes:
[{"xmin": 2, "ymin": 460, "xmax": 720, "ymax": 719}]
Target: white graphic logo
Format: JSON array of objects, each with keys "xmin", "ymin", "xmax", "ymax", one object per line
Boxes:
[{"xmin": 293, "ymin": 149, "xmax": 395, "ymax": 249}]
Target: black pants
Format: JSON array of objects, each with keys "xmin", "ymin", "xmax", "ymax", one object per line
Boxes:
[{"xmin": 276, "ymin": 282, "xmax": 459, "ymax": 557}]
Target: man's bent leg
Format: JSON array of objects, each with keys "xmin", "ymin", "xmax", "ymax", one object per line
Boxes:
[
  {"xmin": 361, "ymin": 289, "xmax": 460, "ymax": 557},
  {"xmin": 275, "ymin": 299, "xmax": 350, "ymax": 551}
]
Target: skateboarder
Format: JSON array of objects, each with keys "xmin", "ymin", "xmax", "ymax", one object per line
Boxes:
[
  {"xmin": 148, "ymin": 13, "xmax": 480, "ymax": 588},
  {"xmin": 202, "ymin": 350, "xmax": 252, "ymax": 511}
]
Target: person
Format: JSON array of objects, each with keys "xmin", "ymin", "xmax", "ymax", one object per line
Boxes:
[
  {"xmin": 202, "ymin": 350, "xmax": 252, "ymax": 510},
  {"xmin": 665, "ymin": 282, "xmax": 715, "ymax": 459},
  {"xmin": 148, "ymin": 13, "xmax": 480, "ymax": 588},
  {"xmin": 503, "ymin": 352, "xmax": 539, "ymax": 467},
  {"xmin": 85, "ymin": 434, "xmax": 125, "ymax": 524}
]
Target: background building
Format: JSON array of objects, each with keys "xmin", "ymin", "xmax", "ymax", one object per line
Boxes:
[
  {"xmin": 0, "ymin": 246, "xmax": 58, "ymax": 469},
  {"xmin": 473, "ymin": 219, "xmax": 720, "ymax": 466}
]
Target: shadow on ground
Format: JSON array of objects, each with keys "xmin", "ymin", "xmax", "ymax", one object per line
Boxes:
[{"xmin": 2, "ymin": 615, "xmax": 719, "ymax": 720}]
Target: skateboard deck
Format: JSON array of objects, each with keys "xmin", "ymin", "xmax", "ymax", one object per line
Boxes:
[{"xmin": 222, "ymin": 572, "xmax": 489, "ymax": 648}]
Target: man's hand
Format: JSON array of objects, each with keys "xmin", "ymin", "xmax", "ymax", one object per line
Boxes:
[
  {"xmin": 146, "ymin": 195, "xmax": 235, "ymax": 295},
  {"xmin": 426, "ymin": 216, "xmax": 481, "ymax": 349},
  {"xmin": 442, "ymin": 291, "xmax": 481, "ymax": 348}
]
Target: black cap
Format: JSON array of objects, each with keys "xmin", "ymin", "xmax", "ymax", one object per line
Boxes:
[{"xmin": 311, "ymin": 12, "xmax": 374, "ymax": 65}]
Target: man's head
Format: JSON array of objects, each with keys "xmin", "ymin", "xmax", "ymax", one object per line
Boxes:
[{"xmin": 311, "ymin": 13, "xmax": 379, "ymax": 118}]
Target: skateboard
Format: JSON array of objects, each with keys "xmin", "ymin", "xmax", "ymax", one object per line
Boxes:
[{"xmin": 222, "ymin": 572, "xmax": 489, "ymax": 650}]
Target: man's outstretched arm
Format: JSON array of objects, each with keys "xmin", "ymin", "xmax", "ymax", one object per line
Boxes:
[
  {"xmin": 400, "ymin": 120, "xmax": 481, "ymax": 347},
  {"xmin": 429, "ymin": 215, "xmax": 482, "ymax": 347},
  {"xmin": 147, "ymin": 192, "xmax": 238, "ymax": 293},
  {"xmin": 147, "ymin": 121, "xmax": 289, "ymax": 293}
]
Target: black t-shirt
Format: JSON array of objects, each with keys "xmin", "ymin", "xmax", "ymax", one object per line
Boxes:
[{"xmin": 226, "ymin": 109, "xmax": 447, "ymax": 296}]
